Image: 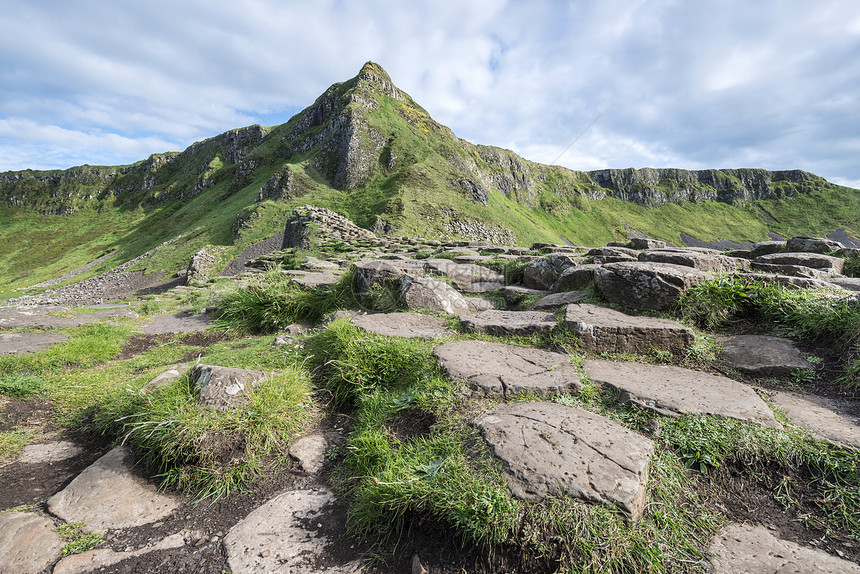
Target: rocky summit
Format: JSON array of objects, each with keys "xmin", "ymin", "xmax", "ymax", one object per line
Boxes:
[{"xmin": 1, "ymin": 63, "xmax": 860, "ymax": 573}]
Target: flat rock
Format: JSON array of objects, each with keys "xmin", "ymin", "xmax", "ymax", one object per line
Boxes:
[
  {"xmin": 424, "ymin": 259, "xmax": 503, "ymax": 289},
  {"xmin": 749, "ymin": 240, "xmax": 786, "ymax": 258},
  {"xmin": 224, "ymin": 489, "xmax": 362, "ymax": 574},
  {"xmin": 289, "ymin": 434, "xmax": 329, "ymax": 474},
  {"xmin": 53, "ymin": 533, "xmax": 186, "ymax": 574},
  {"xmin": 398, "ymin": 274, "xmax": 471, "ymax": 315},
  {"xmin": 476, "ymin": 402, "xmax": 654, "ymax": 519},
  {"xmin": 191, "ymin": 364, "xmax": 267, "ymax": 410},
  {"xmin": 0, "ymin": 306, "xmax": 138, "ymax": 329},
  {"xmin": 351, "ymin": 312, "xmax": 452, "ymax": 339},
  {"xmin": 594, "ymin": 262, "xmax": 713, "ymax": 311},
  {"xmin": 143, "ymin": 363, "xmax": 191, "ymax": 392},
  {"xmin": 755, "ymin": 252, "xmax": 844, "ymax": 274},
  {"xmin": 786, "ymin": 235, "xmax": 845, "ymax": 254},
  {"xmin": 717, "ymin": 335, "xmax": 813, "ymax": 377},
  {"xmin": 139, "ymin": 311, "xmax": 212, "ymax": 334},
  {"xmin": 499, "ymin": 285, "xmax": 546, "ymax": 304},
  {"xmin": 551, "ymin": 264, "xmax": 600, "ymax": 292},
  {"xmin": 434, "ymin": 340, "xmax": 578, "ymax": 398},
  {"xmin": 0, "ymin": 511, "xmax": 65, "ymax": 574},
  {"xmin": 770, "ymin": 391, "xmax": 860, "ymax": 449},
  {"xmin": 584, "ymin": 360, "xmax": 781, "ymax": 427},
  {"xmin": 290, "ymin": 272, "xmax": 342, "ymax": 289},
  {"xmin": 460, "ymin": 310, "xmax": 557, "ymax": 336},
  {"xmin": 828, "ymin": 277, "xmax": 860, "ymax": 292},
  {"xmin": 566, "ymin": 304, "xmax": 694, "ymax": 354},
  {"xmin": 709, "ymin": 523, "xmax": 860, "ymax": 573},
  {"xmin": 638, "ymin": 248, "xmax": 750, "ymax": 272},
  {"xmin": 47, "ymin": 446, "xmax": 181, "ymax": 531},
  {"xmin": 529, "ymin": 290, "xmax": 588, "ymax": 309},
  {"xmin": 17, "ymin": 440, "xmax": 84, "ymax": 464},
  {"xmin": 0, "ymin": 332, "xmax": 68, "ymax": 355}
]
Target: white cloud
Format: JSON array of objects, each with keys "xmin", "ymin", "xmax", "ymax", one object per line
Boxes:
[{"xmin": 0, "ymin": 0, "xmax": 858, "ymax": 189}]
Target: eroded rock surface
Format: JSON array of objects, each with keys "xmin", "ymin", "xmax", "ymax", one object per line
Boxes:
[
  {"xmin": 460, "ymin": 309, "xmax": 557, "ymax": 336},
  {"xmin": 476, "ymin": 402, "xmax": 654, "ymax": 519},
  {"xmin": 17, "ymin": 441, "xmax": 84, "ymax": 464},
  {"xmin": 717, "ymin": 335, "xmax": 813, "ymax": 377},
  {"xmin": 47, "ymin": 446, "xmax": 181, "ymax": 531},
  {"xmin": 0, "ymin": 511, "xmax": 65, "ymax": 574},
  {"xmin": 191, "ymin": 364, "xmax": 267, "ymax": 411},
  {"xmin": 709, "ymin": 523, "xmax": 860, "ymax": 573},
  {"xmin": 139, "ymin": 311, "xmax": 212, "ymax": 334},
  {"xmin": 770, "ymin": 391, "xmax": 860, "ymax": 449},
  {"xmin": 584, "ymin": 360, "xmax": 780, "ymax": 427},
  {"xmin": 433, "ymin": 340, "xmax": 579, "ymax": 398},
  {"xmin": 224, "ymin": 489, "xmax": 362, "ymax": 574},
  {"xmin": 594, "ymin": 262, "xmax": 712, "ymax": 310},
  {"xmin": 0, "ymin": 332, "xmax": 69, "ymax": 355},
  {"xmin": 565, "ymin": 304, "xmax": 693, "ymax": 354},
  {"xmin": 351, "ymin": 312, "xmax": 453, "ymax": 339}
]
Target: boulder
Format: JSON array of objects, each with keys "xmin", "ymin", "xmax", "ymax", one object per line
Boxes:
[
  {"xmin": 529, "ymin": 290, "xmax": 588, "ymax": 310},
  {"xmin": 289, "ymin": 434, "xmax": 329, "ymax": 474},
  {"xmin": 717, "ymin": 335, "xmax": 813, "ymax": 377},
  {"xmin": 398, "ymin": 275, "xmax": 472, "ymax": 315},
  {"xmin": 565, "ymin": 304, "xmax": 694, "ymax": 354},
  {"xmin": 594, "ymin": 262, "xmax": 713, "ymax": 311},
  {"xmin": 630, "ymin": 238, "xmax": 667, "ymax": 250},
  {"xmin": 749, "ymin": 240, "xmax": 786, "ymax": 258},
  {"xmin": 523, "ymin": 254, "xmax": 580, "ymax": 290},
  {"xmin": 786, "ymin": 235, "xmax": 844, "ymax": 254},
  {"xmin": 476, "ymin": 402, "xmax": 654, "ymax": 519},
  {"xmin": 352, "ymin": 259, "xmax": 404, "ymax": 294},
  {"xmin": 460, "ymin": 310, "xmax": 557, "ymax": 337},
  {"xmin": 638, "ymin": 249, "xmax": 750, "ymax": 273},
  {"xmin": 588, "ymin": 246, "xmax": 639, "ymax": 264},
  {"xmin": 750, "ymin": 262, "xmax": 833, "ymax": 279},
  {"xmin": 551, "ymin": 264, "xmax": 601, "ymax": 292},
  {"xmin": 433, "ymin": 340, "xmax": 579, "ymax": 398},
  {"xmin": 423, "ymin": 259, "xmax": 503, "ymax": 289},
  {"xmin": 191, "ymin": 364, "xmax": 267, "ymax": 410},
  {"xmin": 499, "ymin": 285, "xmax": 547, "ymax": 304},
  {"xmin": 584, "ymin": 360, "xmax": 780, "ymax": 427}
]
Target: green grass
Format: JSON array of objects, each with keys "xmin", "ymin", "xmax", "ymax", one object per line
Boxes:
[
  {"xmin": 0, "ymin": 428, "xmax": 38, "ymax": 464},
  {"xmin": 0, "ymin": 373, "xmax": 50, "ymax": 399},
  {"xmin": 55, "ymin": 522, "xmax": 104, "ymax": 555},
  {"xmin": 96, "ymin": 366, "xmax": 313, "ymax": 501}
]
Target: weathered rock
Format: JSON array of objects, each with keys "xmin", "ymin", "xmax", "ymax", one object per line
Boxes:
[
  {"xmin": 434, "ymin": 340, "xmax": 579, "ymax": 398},
  {"xmin": 143, "ymin": 363, "xmax": 191, "ymax": 392},
  {"xmin": 770, "ymin": 391, "xmax": 860, "ymax": 449},
  {"xmin": 584, "ymin": 360, "xmax": 781, "ymax": 427},
  {"xmin": 224, "ymin": 489, "xmax": 362, "ymax": 573},
  {"xmin": 588, "ymin": 246, "xmax": 639, "ymax": 259},
  {"xmin": 0, "ymin": 511, "xmax": 65, "ymax": 574},
  {"xmin": 566, "ymin": 304, "xmax": 694, "ymax": 354},
  {"xmin": 523, "ymin": 254, "xmax": 580, "ymax": 290},
  {"xmin": 17, "ymin": 441, "xmax": 84, "ymax": 464},
  {"xmin": 352, "ymin": 259, "xmax": 403, "ymax": 294},
  {"xmin": 750, "ymin": 262, "xmax": 833, "ymax": 279},
  {"xmin": 530, "ymin": 290, "xmax": 588, "ymax": 309},
  {"xmin": 398, "ymin": 274, "xmax": 472, "ymax": 315},
  {"xmin": 0, "ymin": 306, "xmax": 138, "ymax": 329},
  {"xmin": 638, "ymin": 249, "xmax": 750, "ymax": 272},
  {"xmin": 750, "ymin": 240, "xmax": 786, "ymax": 258},
  {"xmin": 594, "ymin": 262, "xmax": 713, "ymax": 310},
  {"xmin": 786, "ymin": 235, "xmax": 845, "ymax": 254},
  {"xmin": 191, "ymin": 364, "xmax": 267, "ymax": 410},
  {"xmin": 755, "ymin": 252, "xmax": 844, "ymax": 274},
  {"xmin": 717, "ymin": 335, "xmax": 813, "ymax": 377},
  {"xmin": 47, "ymin": 446, "xmax": 181, "ymax": 531},
  {"xmin": 300, "ymin": 256, "xmax": 340, "ymax": 271},
  {"xmin": 289, "ymin": 272, "xmax": 342, "ymax": 289},
  {"xmin": 53, "ymin": 533, "xmax": 186, "ymax": 574},
  {"xmin": 499, "ymin": 285, "xmax": 546, "ymax": 304},
  {"xmin": 464, "ymin": 296, "xmax": 495, "ymax": 313},
  {"xmin": 829, "ymin": 277, "xmax": 860, "ymax": 291},
  {"xmin": 351, "ymin": 312, "xmax": 453, "ymax": 340},
  {"xmin": 709, "ymin": 523, "xmax": 860, "ymax": 573},
  {"xmin": 630, "ymin": 238, "xmax": 667, "ymax": 250},
  {"xmin": 0, "ymin": 332, "xmax": 68, "ymax": 355},
  {"xmin": 186, "ymin": 246, "xmax": 228, "ymax": 283},
  {"xmin": 551, "ymin": 264, "xmax": 600, "ymax": 292},
  {"xmin": 476, "ymin": 402, "xmax": 654, "ymax": 519},
  {"xmin": 139, "ymin": 311, "xmax": 212, "ymax": 334},
  {"xmin": 460, "ymin": 310, "xmax": 557, "ymax": 336},
  {"xmin": 289, "ymin": 434, "xmax": 329, "ymax": 474},
  {"xmin": 735, "ymin": 271, "xmax": 838, "ymax": 290}
]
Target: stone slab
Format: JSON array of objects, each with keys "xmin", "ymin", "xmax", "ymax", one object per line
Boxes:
[
  {"xmin": 529, "ymin": 290, "xmax": 588, "ymax": 310},
  {"xmin": 289, "ymin": 434, "xmax": 329, "ymax": 474},
  {"xmin": 53, "ymin": 533, "xmax": 186, "ymax": 574},
  {"xmin": 0, "ymin": 307, "xmax": 138, "ymax": 329},
  {"xmin": 424, "ymin": 259, "xmax": 503, "ymax": 289},
  {"xmin": 289, "ymin": 272, "xmax": 342, "ymax": 289},
  {"xmin": 717, "ymin": 335, "xmax": 813, "ymax": 377},
  {"xmin": 191, "ymin": 364, "xmax": 267, "ymax": 410},
  {"xmin": 434, "ymin": 340, "xmax": 576, "ymax": 398},
  {"xmin": 47, "ymin": 446, "xmax": 181, "ymax": 531},
  {"xmin": 351, "ymin": 312, "xmax": 453, "ymax": 340},
  {"xmin": 0, "ymin": 332, "xmax": 68, "ymax": 355},
  {"xmin": 224, "ymin": 489, "xmax": 362, "ymax": 574},
  {"xmin": 594, "ymin": 262, "xmax": 713, "ymax": 311},
  {"xmin": 565, "ymin": 304, "xmax": 693, "ymax": 354},
  {"xmin": 139, "ymin": 312, "xmax": 212, "ymax": 334},
  {"xmin": 0, "ymin": 511, "xmax": 65, "ymax": 574},
  {"xmin": 460, "ymin": 310, "xmax": 557, "ymax": 336},
  {"xmin": 771, "ymin": 391, "xmax": 860, "ymax": 449},
  {"xmin": 709, "ymin": 523, "xmax": 860, "ymax": 573},
  {"xmin": 17, "ymin": 440, "xmax": 84, "ymax": 464},
  {"xmin": 584, "ymin": 360, "xmax": 781, "ymax": 427},
  {"xmin": 476, "ymin": 402, "xmax": 654, "ymax": 519}
]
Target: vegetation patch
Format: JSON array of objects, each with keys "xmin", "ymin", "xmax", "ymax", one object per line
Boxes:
[{"xmin": 55, "ymin": 522, "xmax": 104, "ymax": 555}]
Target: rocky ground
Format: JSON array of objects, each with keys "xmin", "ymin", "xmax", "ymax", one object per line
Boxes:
[{"xmin": 1, "ymin": 222, "xmax": 859, "ymax": 573}]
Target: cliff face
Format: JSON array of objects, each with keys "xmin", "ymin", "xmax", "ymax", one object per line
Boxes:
[{"xmin": 0, "ymin": 61, "xmax": 844, "ymax": 224}]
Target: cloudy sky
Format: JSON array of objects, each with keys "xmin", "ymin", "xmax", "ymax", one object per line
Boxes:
[{"xmin": 2, "ymin": 0, "xmax": 859, "ymax": 187}]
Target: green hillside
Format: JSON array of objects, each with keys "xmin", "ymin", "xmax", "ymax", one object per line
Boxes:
[{"xmin": 1, "ymin": 62, "xmax": 858, "ymax": 297}]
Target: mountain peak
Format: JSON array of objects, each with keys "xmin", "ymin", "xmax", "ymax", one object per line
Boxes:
[{"xmin": 355, "ymin": 61, "xmax": 399, "ymax": 100}]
